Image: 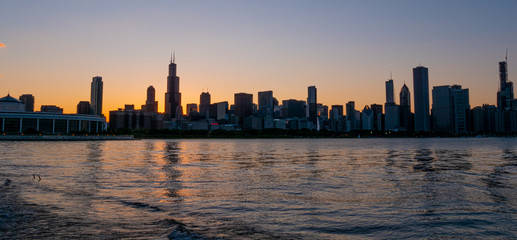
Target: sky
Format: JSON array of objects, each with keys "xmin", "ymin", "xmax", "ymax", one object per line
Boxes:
[{"xmin": 1, "ymin": 0, "xmax": 517, "ymax": 118}]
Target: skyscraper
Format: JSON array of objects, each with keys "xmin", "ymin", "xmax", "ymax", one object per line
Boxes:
[
  {"xmin": 165, "ymin": 53, "xmax": 182, "ymax": 119},
  {"xmin": 346, "ymin": 101, "xmax": 356, "ymax": 130},
  {"xmin": 432, "ymin": 85, "xmax": 470, "ymax": 134},
  {"xmin": 77, "ymin": 101, "xmax": 91, "ymax": 114},
  {"xmin": 497, "ymin": 52, "xmax": 514, "ymax": 110},
  {"xmin": 258, "ymin": 90, "xmax": 274, "ymax": 117},
  {"xmin": 234, "ymin": 93, "xmax": 253, "ymax": 123},
  {"xmin": 199, "ymin": 92, "xmax": 211, "ymax": 119},
  {"xmin": 90, "ymin": 76, "xmax": 103, "ymax": 116},
  {"xmin": 307, "ymin": 86, "xmax": 317, "ymax": 124},
  {"xmin": 186, "ymin": 103, "xmax": 198, "ymax": 116},
  {"xmin": 399, "ymin": 83, "xmax": 412, "ymax": 131},
  {"xmin": 385, "ymin": 79, "xmax": 394, "ymax": 104},
  {"xmin": 19, "ymin": 94, "xmax": 34, "ymax": 112},
  {"xmin": 144, "ymin": 86, "xmax": 158, "ymax": 112},
  {"xmin": 432, "ymin": 85, "xmax": 454, "ymax": 133},
  {"xmin": 413, "ymin": 66, "xmax": 430, "ymax": 132}
]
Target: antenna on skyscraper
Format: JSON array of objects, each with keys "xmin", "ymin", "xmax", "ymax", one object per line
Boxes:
[
  {"xmin": 390, "ymin": 71, "xmax": 392, "ymax": 80},
  {"xmin": 506, "ymin": 48, "xmax": 508, "ymax": 62},
  {"xmin": 173, "ymin": 50, "xmax": 176, "ymax": 64},
  {"xmin": 170, "ymin": 52, "xmax": 173, "ymax": 64}
]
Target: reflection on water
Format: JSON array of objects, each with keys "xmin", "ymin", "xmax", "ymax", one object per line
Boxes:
[{"xmin": 1, "ymin": 138, "xmax": 517, "ymax": 239}]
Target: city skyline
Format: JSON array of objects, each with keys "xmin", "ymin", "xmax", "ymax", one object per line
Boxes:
[{"xmin": 1, "ymin": 1, "xmax": 517, "ymax": 117}]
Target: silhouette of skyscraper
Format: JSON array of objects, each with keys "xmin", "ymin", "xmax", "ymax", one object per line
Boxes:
[
  {"xmin": 90, "ymin": 76, "xmax": 103, "ymax": 116},
  {"xmin": 346, "ymin": 101, "xmax": 356, "ymax": 130},
  {"xmin": 307, "ymin": 86, "xmax": 317, "ymax": 125},
  {"xmin": 399, "ymin": 83, "xmax": 412, "ymax": 131},
  {"xmin": 165, "ymin": 53, "xmax": 182, "ymax": 119},
  {"xmin": 258, "ymin": 90, "xmax": 274, "ymax": 117},
  {"xmin": 144, "ymin": 86, "xmax": 158, "ymax": 112},
  {"xmin": 77, "ymin": 101, "xmax": 91, "ymax": 114},
  {"xmin": 432, "ymin": 85, "xmax": 470, "ymax": 134},
  {"xmin": 385, "ymin": 79, "xmax": 394, "ymax": 104},
  {"xmin": 199, "ymin": 92, "xmax": 211, "ymax": 119},
  {"xmin": 19, "ymin": 94, "xmax": 34, "ymax": 112},
  {"xmin": 413, "ymin": 66, "xmax": 430, "ymax": 132},
  {"xmin": 234, "ymin": 93, "xmax": 253, "ymax": 124},
  {"xmin": 497, "ymin": 52, "xmax": 514, "ymax": 110}
]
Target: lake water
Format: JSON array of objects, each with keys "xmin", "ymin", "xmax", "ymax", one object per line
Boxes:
[{"xmin": 1, "ymin": 138, "xmax": 516, "ymax": 239}]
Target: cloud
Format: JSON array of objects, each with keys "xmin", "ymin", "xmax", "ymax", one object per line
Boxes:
[{"xmin": 0, "ymin": 43, "xmax": 5, "ymax": 48}]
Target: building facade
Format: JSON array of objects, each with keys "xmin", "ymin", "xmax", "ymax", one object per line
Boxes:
[
  {"xmin": 413, "ymin": 66, "xmax": 430, "ymax": 132},
  {"xmin": 90, "ymin": 76, "xmax": 103, "ymax": 116}
]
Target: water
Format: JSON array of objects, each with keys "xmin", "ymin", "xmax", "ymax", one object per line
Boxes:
[{"xmin": 1, "ymin": 138, "xmax": 516, "ymax": 239}]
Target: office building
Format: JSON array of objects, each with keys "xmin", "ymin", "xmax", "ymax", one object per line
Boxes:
[
  {"xmin": 413, "ymin": 66, "xmax": 430, "ymax": 132},
  {"xmin": 234, "ymin": 93, "xmax": 253, "ymax": 123},
  {"xmin": 399, "ymin": 84, "xmax": 412, "ymax": 131},
  {"xmin": 431, "ymin": 85, "xmax": 470, "ymax": 134},
  {"xmin": 307, "ymin": 86, "xmax": 317, "ymax": 124},
  {"xmin": 165, "ymin": 53, "xmax": 182, "ymax": 119},
  {"xmin": 370, "ymin": 104, "xmax": 383, "ymax": 130},
  {"xmin": 143, "ymin": 86, "xmax": 158, "ymax": 112},
  {"xmin": 19, "ymin": 94, "xmax": 34, "ymax": 112},
  {"xmin": 386, "ymin": 79, "xmax": 394, "ymax": 103},
  {"xmin": 77, "ymin": 101, "xmax": 91, "ymax": 114},
  {"xmin": 281, "ymin": 99, "xmax": 306, "ymax": 118},
  {"xmin": 346, "ymin": 101, "xmax": 356, "ymax": 130},
  {"xmin": 361, "ymin": 106, "xmax": 374, "ymax": 130},
  {"xmin": 497, "ymin": 53, "xmax": 514, "ymax": 110},
  {"xmin": 90, "ymin": 76, "xmax": 103, "ymax": 116},
  {"xmin": 258, "ymin": 90, "xmax": 274, "ymax": 117},
  {"xmin": 199, "ymin": 92, "xmax": 211, "ymax": 119},
  {"xmin": 186, "ymin": 103, "xmax": 198, "ymax": 116}
]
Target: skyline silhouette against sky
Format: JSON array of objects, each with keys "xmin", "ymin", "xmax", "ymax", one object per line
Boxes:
[{"xmin": 1, "ymin": 1, "xmax": 516, "ymax": 117}]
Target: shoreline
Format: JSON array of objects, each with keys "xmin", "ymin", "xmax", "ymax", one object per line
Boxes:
[{"xmin": 0, "ymin": 135, "xmax": 135, "ymax": 141}]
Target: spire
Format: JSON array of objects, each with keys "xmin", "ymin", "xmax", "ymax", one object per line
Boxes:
[
  {"xmin": 170, "ymin": 52, "xmax": 173, "ymax": 64},
  {"xmin": 173, "ymin": 50, "xmax": 176, "ymax": 64}
]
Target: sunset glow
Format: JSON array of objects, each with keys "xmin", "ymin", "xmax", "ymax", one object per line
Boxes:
[{"xmin": 1, "ymin": 1, "xmax": 516, "ymax": 119}]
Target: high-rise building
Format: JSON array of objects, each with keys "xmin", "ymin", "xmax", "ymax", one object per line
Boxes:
[
  {"xmin": 281, "ymin": 99, "xmax": 306, "ymax": 118},
  {"xmin": 258, "ymin": 90, "xmax": 274, "ymax": 117},
  {"xmin": 453, "ymin": 86, "xmax": 470, "ymax": 134},
  {"xmin": 90, "ymin": 76, "xmax": 103, "ymax": 116},
  {"xmin": 432, "ymin": 85, "xmax": 454, "ymax": 133},
  {"xmin": 361, "ymin": 105, "xmax": 374, "ymax": 130},
  {"xmin": 385, "ymin": 79, "xmax": 394, "ymax": 104},
  {"xmin": 144, "ymin": 86, "xmax": 158, "ymax": 112},
  {"xmin": 346, "ymin": 101, "xmax": 356, "ymax": 130},
  {"xmin": 234, "ymin": 93, "xmax": 253, "ymax": 123},
  {"xmin": 19, "ymin": 94, "xmax": 35, "ymax": 112},
  {"xmin": 186, "ymin": 103, "xmax": 198, "ymax": 116},
  {"xmin": 497, "ymin": 52, "xmax": 514, "ymax": 110},
  {"xmin": 432, "ymin": 85, "xmax": 470, "ymax": 134},
  {"xmin": 77, "ymin": 101, "xmax": 91, "ymax": 114},
  {"xmin": 370, "ymin": 104, "xmax": 383, "ymax": 130},
  {"xmin": 307, "ymin": 86, "xmax": 317, "ymax": 124},
  {"xmin": 399, "ymin": 83, "xmax": 412, "ymax": 131},
  {"xmin": 199, "ymin": 92, "xmax": 211, "ymax": 119},
  {"xmin": 413, "ymin": 66, "xmax": 430, "ymax": 132},
  {"xmin": 165, "ymin": 53, "xmax": 182, "ymax": 119}
]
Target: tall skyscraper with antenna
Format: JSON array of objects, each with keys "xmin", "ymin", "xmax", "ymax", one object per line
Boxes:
[
  {"xmin": 165, "ymin": 52, "xmax": 182, "ymax": 119},
  {"xmin": 497, "ymin": 49, "xmax": 514, "ymax": 110}
]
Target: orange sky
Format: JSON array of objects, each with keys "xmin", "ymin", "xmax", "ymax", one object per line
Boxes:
[{"xmin": 1, "ymin": 1, "xmax": 516, "ymax": 120}]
